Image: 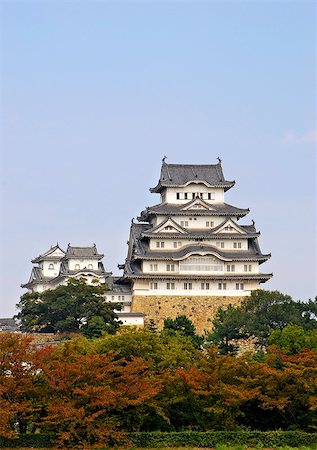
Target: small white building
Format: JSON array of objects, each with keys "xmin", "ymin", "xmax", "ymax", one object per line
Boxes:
[{"xmin": 21, "ymin": 244, "xmax": 144, "ymax": 327}]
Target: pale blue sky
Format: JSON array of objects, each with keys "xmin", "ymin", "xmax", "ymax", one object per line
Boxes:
[{"xmin": 1, "ymin": 1, "xmax": 316, "ymax": 317}]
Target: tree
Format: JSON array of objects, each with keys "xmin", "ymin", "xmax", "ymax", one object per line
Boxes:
[
  {"xmin": 16, "ymin": 278, "xmax": 121, "ymax": 337},
  {"xmin": 207, "ymin": 305, "xmax": 247, "ymax": 354},
  {"xmin": 269, "ymin": 324, "xmax": 317, "ymax": 354},
  {"xmin": 163, "ymin": 315, "xmax": 204, "ymax": 348},
  {"xmin": 208, "ymin": 290, "xmax": 317, "ymax": 352},
  {"xmin": 37, "ymin": 343, "xmax": 161, "ymax": 448},
  {"xmin": 0, "ymin": 333, "xmax": 48, "ymax": 437}
]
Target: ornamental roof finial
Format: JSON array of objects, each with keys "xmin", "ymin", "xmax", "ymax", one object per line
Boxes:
[
  {"xmin": 217, "ymin": 156, "xmax": 222, "ymax": 163},
  {"xmin": 252, "ymin": 220, "xmax": 255, "ymax": 226},
  {"xmin": 162, "ymin": 155, "xmax": 167, "ymax": 164},
  {"xmin": 131, "ymin": 217, "xmax": 134, "ymax": 224}
]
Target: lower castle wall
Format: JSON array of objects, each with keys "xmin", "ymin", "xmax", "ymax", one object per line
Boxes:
[{"xmin": 131, "ymin": 295, "xmax": 246, "ymax": 334}]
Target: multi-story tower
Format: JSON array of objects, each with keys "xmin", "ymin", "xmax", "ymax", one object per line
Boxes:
[
  {"xmin": 120, "ymin": 159, "xmax": 272, "ymax": 332},
  {"xmin": 22, "ymin": 244, "xmax": 109, "ymax": 293},
  {"xmin": 22, "ymin": 243, "xmax": 144, "ymax": 326}
]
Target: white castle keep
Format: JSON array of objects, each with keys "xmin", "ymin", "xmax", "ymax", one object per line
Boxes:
[{"xmin": 22, "ymin": 159, "xmax": 272, "ymax": 330}]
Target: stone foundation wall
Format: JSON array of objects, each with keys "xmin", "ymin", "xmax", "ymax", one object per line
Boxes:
[{"xmin": 131, "ymin": 295, "xmax": 246, "ymax": 334}]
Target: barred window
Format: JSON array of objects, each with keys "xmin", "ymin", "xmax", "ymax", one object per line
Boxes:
[{"xmin": 180, "ymin": 256, "xmax": 223, "ymax": 272}]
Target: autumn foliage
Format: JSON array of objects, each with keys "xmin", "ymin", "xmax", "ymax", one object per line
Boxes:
[{"xmin": 1, "ymin": 330, "xmax": 317, "ymax": 448}]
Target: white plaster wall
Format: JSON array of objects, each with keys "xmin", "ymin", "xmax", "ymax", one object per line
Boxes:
[
  {"xmin": 149, "ymin": 237, "xmax": 247, "ymax": 251},
  {"xmin": 68, "ymin": 258, "xmax": 99, "ymax": 271},
  {"xmin": 172, "ymin": 216, "xmax": 235, "ymax": 229},
  {"xmin": 164, "ymin": 185, "xmax": 224, "ymax": 204},
  {"xmin": 143, "ymin": 260, "xmax": 179, "ymax": 273},
  {"xmin": 133, "ymin": 280, "xmax": 259, "ymax": 296},
  {"xmin": 117, "ymin": 315, "xmax": 144, "ymax": 326},
  {"xmin": 105, "ymin": 294, "xmax": 132, "ymax": 302},
  {"xmin": 143, "ymin": 259, "xmax": 258, "ymax": 274},
  {"xmin": 42, "ymin": 261, "xmax": 61, "ymax": 278}
]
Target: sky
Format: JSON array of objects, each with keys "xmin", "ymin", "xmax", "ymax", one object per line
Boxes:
[{"xmin": 0, "ymin": 1, "xmax": 316, "ymax": 317}]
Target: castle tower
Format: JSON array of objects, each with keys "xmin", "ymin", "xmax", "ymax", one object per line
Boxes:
[
  {"xmin": 21, "ymin": 244, "xmax": 110, "ymax": 293},
  {"xmin": 120, "ymin": 159, "xmax": 272, "ymax": 332}
]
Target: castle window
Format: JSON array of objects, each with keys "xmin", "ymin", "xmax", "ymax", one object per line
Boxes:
[
  {"xmin": 166, "ymin": 282, "xmax": 175, "ymax": 290},
  {"xmin": 166, "ymin": 264, "xmax": 175, "ymax": 272},
  {"xmin": 236, "ymin": 283, "xmax": 244, "ymax": 290},
  {"xmin": 208, "ymin": 192, "xmax": 215, "ymax": 200},
  {"xmin": 111, "ymin": 296, "xmax": 115, "ymax": 301},
  {"xmin": 206, "ymin": 221, "xmax": 214, "ymax": 228},
  {"xmin": 75, "ymin": 264, "xmax": 80, "ymax": 270},
  {"xmin": 184, "ymin": 282, "xmax": 192, "ymax": 290},
  {"xmin": 173, "ymin": 242, "xmax": 177, "ymax": 248},
  {"xmin": 226, "ymin": 265, "xmax": 235, "ymax": 272},
  {"xmin": 150, "ymin": 282, "xmax": 158, "ymax": 290},
  {"xmin": 176, "ymin": 193, "xmax": 180, "ymax": 199},
  {"xmin": 233, "ymin": 242, "xmax": 242, "ymax": 248},
  {"xmin": 184, "ymin": 193, "xmax": 188, "ymax": 200},
  {"xmin": 150, "ymin": 264, "xmax": 158, "ymax": 271},
  {"xmin": 244, "ymin": 264, "xmax": 252, "ymax": 272},
  {"xmin": 180, "ymin": 256, "xmax": 223, "ymax": 272},
  {"xmin": 88, "ymin": 264, "xmax": 93, "ymax": 269},
  {"xmin": 201, "ymin": 282, "xmax": 210, "ymax": 290},
  {"xmin": 48, "ymin": 263, "xmax": 54, "ymax": 270},
  {"xmin": 122, "ymin": 295, "xmax": 125, "ymax": 300},
  {"xmin": 218, "ymin": 283, "xmax": 227, "ymax": 290},
  {"xmin": 180, "ymin": 221, "xmax": 189, "ymax": 227},
  {"xmin": 217, "ymin": 242, "xmax": 225, "ymax": 248},
  {"xmin": 156, "ymin": 241, "xmax": 164, "ymax": 248},
  {"xmin": 192, "ymin": 193, "xmax": 195, "ymax": 199}
]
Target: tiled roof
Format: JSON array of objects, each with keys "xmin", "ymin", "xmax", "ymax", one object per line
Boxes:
[
  {"xmin": 141, "ymin": 221, "xmax": 259, "ymax": 239},
  {"xmin": 150, "ymin": 162, "xmax": 235, "ymax": 192},
  {"xmin": 138, "ymin": 202, "xmax": 249, "ymax": 221},
  {"xmin": 0, "ymin": 318, "xmax": 19, "ymax": 332},
  {"xmin": 64, "ymin": 244, "xmax": 104, "ymax": 259},
  {"xmin": 32, "ymin": 244, "xmax": 65, "ymax": 263},
  {"xmin": 106, "ymin": 276, "xmax": 132, "ymax": 294},
  {"xmin": 125, "ymin": 223, "xmax": 269, "ymax": 263},
  {"xmin": 133, "ymin": 244, "xmax": 270, "ymax": 263}
]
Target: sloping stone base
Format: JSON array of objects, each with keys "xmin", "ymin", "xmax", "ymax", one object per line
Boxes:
[{"xmin": 131, "ymin": 295, "xmax": 246, "ymax": 334}]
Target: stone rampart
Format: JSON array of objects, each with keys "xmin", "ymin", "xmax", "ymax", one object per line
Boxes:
[{"xmin": 131, "ymin": 295, "xmax": 246, "ymax": 334}]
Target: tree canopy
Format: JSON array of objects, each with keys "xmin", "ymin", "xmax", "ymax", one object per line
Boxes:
[
  {"xmin": 16, "ymin": 278, "xmax": 121, "ymax": 337},
  {"xmin": 163, "ymin": 315, "xmax": 204, "ymax": 348},
  {"xmin": 208, "ymin": 290, "xmax": 317, "ymax": 352}
]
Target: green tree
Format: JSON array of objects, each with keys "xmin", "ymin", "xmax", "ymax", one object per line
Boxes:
[
  {"xmin": 208, "ymin": 290, "xmax": 317, "ymax": 352},
  {"xmin": 163, "ymin": 315, "xmax": 204, "ymax": 348},
  {"xmin": 208, "ymin": 305, "xmax": 247, "ymax": 354},
  {"xmin": 16, "ymin": 278, "xmax": 121, "ymax": 337},
  {"xmin": 269, "ymin": 323, "xmax": 317, "ymax": 354}
]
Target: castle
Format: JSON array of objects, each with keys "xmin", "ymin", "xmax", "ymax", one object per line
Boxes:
[{"xmin": 22, "ymin": 159, "xmax": 272, "ymax": 332}]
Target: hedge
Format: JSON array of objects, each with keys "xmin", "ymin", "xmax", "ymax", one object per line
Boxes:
[
  {"xmin": 1, "ymin": 430, "xmax": 317, "ymax": 448},
  {"xmin": 129, "ymin": 431, "xmax": 317, "ymax": 448},
  {"xmin": 0, "ymin": 433, "xmax": 55, "ymax": 448}
]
